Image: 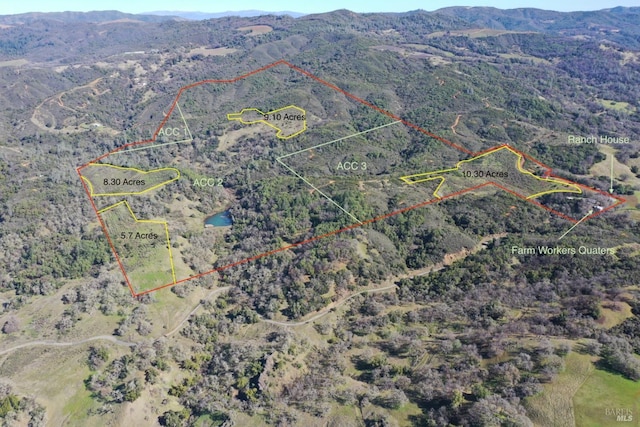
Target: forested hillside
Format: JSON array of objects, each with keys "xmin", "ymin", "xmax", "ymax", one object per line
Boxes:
[{"xmin": 0, "ymin": 7, "xmax": 639, "ymax": 426}]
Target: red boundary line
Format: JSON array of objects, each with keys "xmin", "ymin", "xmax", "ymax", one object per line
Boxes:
[
  {"xmin": 77, "ymin": 168, "xmax": 136, "ymax": 296},
  {"xmin": 134, "ymin": 183, "xmax": 493, "ymax": 296},
  {"xmin": 77, "ymin": 60, "xmax": 289, "ymax": 169},
  {"xmin": 76, "ymin": 60, "xmax": 627, "ymax": 296}
]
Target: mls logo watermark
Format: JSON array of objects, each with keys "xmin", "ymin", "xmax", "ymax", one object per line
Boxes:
[{"xmin": 606, "ymin": 408, "xmax": 633, "ymax": 422}]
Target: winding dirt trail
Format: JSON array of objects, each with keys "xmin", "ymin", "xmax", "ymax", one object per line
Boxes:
[
  {"xmin": 451, "ymin": 114, "xmax": 462, "ymax": 135},
  {"xmin": 30, "ymin": 77, "xmax": 113, "ymax": 134},
  {"xmin": 0, "ymin": 287, "xmax": 234, "ymax": 356},
  {"xmin": 258, "ymin": 233, "xmax": 506, "ymax": 327},
  {"xmin": 163, "ymin": 286, "xmax": 232, "ymax": 337},
  {"xmin": 0, "ymin": 335, "xmax": 135, "ymax": 357},
  {"xmin": 0, "ymin": 235, "xmax": 505, "ymax": 352},
  {"xmin": 260, "ymin": 284, "xmax": 399, "ymax": 327}
]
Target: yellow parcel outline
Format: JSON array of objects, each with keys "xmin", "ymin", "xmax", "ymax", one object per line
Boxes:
[
  {"xmin": 399, "ymin": 145, "xmax": 583, "ymax": 199},
  {"xmin": 98, "ymin": 200, "xmax": 177, "ymax": 285},
  {"xmin": 227, "ymin": 105, "xmax": 307, "ymax": 139},
  {"xmin": 80, "ymin": 164, "xmax": 180, "ymax": 197}
]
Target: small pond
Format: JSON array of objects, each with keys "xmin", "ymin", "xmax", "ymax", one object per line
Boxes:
[{"xmin": 204, "ymin": 210, "xmax": 233, "ymax": 227}]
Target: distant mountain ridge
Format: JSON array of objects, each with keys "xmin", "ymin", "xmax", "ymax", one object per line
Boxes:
[
  {"xmin": 0, "ymin": 9, "xmax": 305, "ymax": 25},
  {"xmin": 0, "ymin": 6, "xmax": 638, "ymax": 60},
  {"xmin": 0, "ymin": 10, "xmax": 183, "ymax": 25},
  {"xmin": 145, "ymin": 10, "xmax": 306, "ymax": 20},
  {"xmin": 434, "ymin": 6, "xmax": 640, "ymax": 33},
  {"xmin": 1, "ymin": 7, "xmax": 638, "ymax": 29}
]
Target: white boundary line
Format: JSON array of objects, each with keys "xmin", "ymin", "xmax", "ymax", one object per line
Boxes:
[
  {"xmin": 276, "ymin": 158, "xmax": 362, "ymax": 224},
  {"xmin": 176, "ymin": 101, "xmax": 193, "ymax": 140},
  {"xmin": 111, "ymin": 138, "xmax": 194, "ymax": 155},
  {"xmin": 112, "ymin": 101, "xmax": 194, "ymax": 155},
  {"xmin": 276, "ymin": 120, "xmax": 403, "ymax": 224},
  {"xmin": 277, "ymin": 120, "xmax": 402, "ymax": 160}
]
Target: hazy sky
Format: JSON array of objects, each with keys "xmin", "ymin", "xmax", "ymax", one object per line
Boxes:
[{"xmin": 1, "ymin": 0, "xmax": 638, "ymax": 15}]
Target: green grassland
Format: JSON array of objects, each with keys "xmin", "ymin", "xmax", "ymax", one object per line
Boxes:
[
  {"xmin": 0, "ymin": 279, "xmax": 123, "ymax": 344},
  {"xmin": 1, "ymin": 345, "xmax": 128, "ymax": 426},
  {"xmin": 100, "ymin": 202, "xmax": 175, "ymax": 293},
  {"xmin": 598, "ymin": 99, "xmax": 637, "ymax": 113},
  {"xmin": 526, "ymin": 351, "xmax": 595, "ymax": 427},
  {"xmin": 574, "ymin": 366, "xmax": 640, "ymax": 426},
  {"xmin": 526, "ymin": 350, "xmax": 640, "ymax": 427}
]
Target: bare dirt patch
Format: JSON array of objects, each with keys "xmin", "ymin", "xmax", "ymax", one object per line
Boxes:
[
  {"xmin": 428, "ymin": 28, "xmax": 537, "ymax": 38},
  {"xmin": 498, "ymin": 53, "xmax": 550, "ymax": 64},
  {"xmin": 97, "ymin": 18, "xmax": 145, "ymax": 25},
  {"xmin": 217, "ymin": 126, "xmax": 263, "ymax": 151},
  {"xmin": 188, "ymin": 46, "xmax": 238, "ymax": 57},
  {"xmin": 371, "ymin": 45, "xmax": 450, "ymax": 65},
  {"xmin": 237, "ymin": 25, "xmax": 273, "ymax": 36},
  {"xmin": 0, "ymin": 59, "xmax": 28, "ymax": 67}
]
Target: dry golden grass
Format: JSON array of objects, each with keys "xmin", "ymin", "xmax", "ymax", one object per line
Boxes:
[
  {"xmin": 590, "ymin": 145, "xmax": 640, "ymax": 190},
  {"xmin": 427, "ymin": 28, "xmax": 536, "ymax": 38},
  {"xmin": 237, "ymin": 25, "xmax": 273, "ymax": 36},
  {"xmin": 597, "ymin": 300, "xmax": 634, "ymax": 329},
  {"xmin": 188, "ymin": 46, "xmax": 238, "ymax": 57},
  {"xmin": 0, "ymin": 58, "xmax": 29, "ymax": 67},
  {"xmin": 217, "ymin": 126, "xmax": 264, "ymax": 151},
  {"xmin": 525, "ymin": 351, "xmax": 595, "ymax": 427}
]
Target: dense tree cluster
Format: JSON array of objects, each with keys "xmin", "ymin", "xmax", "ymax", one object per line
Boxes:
[{"xmin": 0, "ymin": 383, "xmax": 45, "ymax": 426}]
